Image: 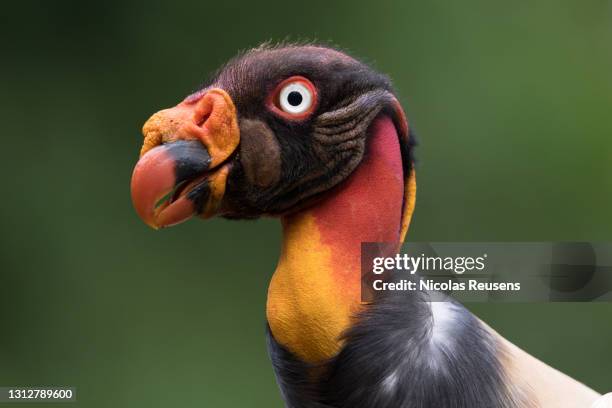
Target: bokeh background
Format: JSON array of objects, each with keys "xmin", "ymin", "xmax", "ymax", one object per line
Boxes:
[{"xmin": 1, "ymin": 1, "xmax": 611, "ymax": 406}]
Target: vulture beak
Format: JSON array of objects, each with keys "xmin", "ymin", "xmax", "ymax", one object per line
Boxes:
[{"xmin": 130, "ymin": 89, "xmax": 240, "ymax": 229}]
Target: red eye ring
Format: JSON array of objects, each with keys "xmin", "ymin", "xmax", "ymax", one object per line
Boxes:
[{"xmin": 266, "ymin": 76, "xmax": 318, "ymax": 121}]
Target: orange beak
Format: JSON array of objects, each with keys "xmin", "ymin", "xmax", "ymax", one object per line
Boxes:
[{"xmin": 130, "ymin": 89, "xmax": 240, "ymax": 229}]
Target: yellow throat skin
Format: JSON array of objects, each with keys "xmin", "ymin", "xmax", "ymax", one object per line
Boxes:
[{"xmin": 267, "ymin": 212, "xmax": 358, "ymax": 363}]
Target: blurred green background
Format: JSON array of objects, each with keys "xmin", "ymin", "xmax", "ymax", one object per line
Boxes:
[{"xmin": 0, "ymin": 1, "xmax": 611, "ymax": 406}]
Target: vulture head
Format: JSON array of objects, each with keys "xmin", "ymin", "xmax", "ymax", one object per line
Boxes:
[{"xmin": 131, "ymin": 44, "xmax": 414, "ymax": 229}]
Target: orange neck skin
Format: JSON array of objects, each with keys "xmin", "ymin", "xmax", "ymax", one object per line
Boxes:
[{"xmin": 266, "ymin": 116, "xmax": 405, "ymax": 363}]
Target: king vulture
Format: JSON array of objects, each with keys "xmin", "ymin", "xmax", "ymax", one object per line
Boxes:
[{"xmin": 130, "ymin": 44, "xmax": 604, "ymax": 408}]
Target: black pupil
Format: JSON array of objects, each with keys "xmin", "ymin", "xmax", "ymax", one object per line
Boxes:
[{"xmin": 287, "ymin": 91, "xmax": 303, "ymax": 106}]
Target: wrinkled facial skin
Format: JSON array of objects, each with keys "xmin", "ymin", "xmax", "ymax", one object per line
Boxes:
[
  {"xmin": 200, "ymin": 45, "xmax": 408, "ymax": 218},
  {"xmin": 132, "ymin": 45, "xmax": 413, "ymax": 224}
]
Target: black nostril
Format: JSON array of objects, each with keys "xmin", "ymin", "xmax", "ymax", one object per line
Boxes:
[
  {"xmin": 164, "ymin": 140, "xmax": 212, "ymax": 185},
  {"xmin": 196, "ymin": 110, "xmax": 212, "ymax": 127}
]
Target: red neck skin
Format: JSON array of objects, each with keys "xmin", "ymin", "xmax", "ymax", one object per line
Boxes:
[
  {"xmin": 267, "ymin": 115, "xmax": 405, "ymax": 363},
  {"xmin": 307, "ymin": 115, "xmax": 405, "ymax": 287}
]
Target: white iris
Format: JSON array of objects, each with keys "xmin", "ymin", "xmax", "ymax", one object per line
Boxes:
[{"xmin": 278, "ymin": 82, "xmax": 313, "ymax": 114}]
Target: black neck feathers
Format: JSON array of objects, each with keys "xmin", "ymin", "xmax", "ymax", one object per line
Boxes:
[{"xmin": 268, "ymin": 289, "xmax": 532, "ymax": 408}]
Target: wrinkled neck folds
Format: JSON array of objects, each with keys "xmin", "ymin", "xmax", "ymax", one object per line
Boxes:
[{"xmin": 266, "ymin": 116, "xmax": 405, "ymax": 363}]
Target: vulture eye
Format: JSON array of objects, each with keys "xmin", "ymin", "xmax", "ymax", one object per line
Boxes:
[{"xmin": 269, "ymin": 76, "xmax": 317, "ymax": 120}]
